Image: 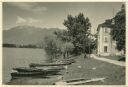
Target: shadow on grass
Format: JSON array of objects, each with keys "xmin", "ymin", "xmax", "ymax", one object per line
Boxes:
[{"xmin": 118, "ymin": 56, "xmax": 125, "ymax": 61}]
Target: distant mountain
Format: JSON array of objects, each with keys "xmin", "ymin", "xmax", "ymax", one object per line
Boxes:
[{"xmin": 3, "ymin": 25, "xmax": 61, "ymax": 45}]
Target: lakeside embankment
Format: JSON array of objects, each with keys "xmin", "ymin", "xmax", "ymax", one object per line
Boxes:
[{"xmin": 7, "ymin": 54, "xmax": 125, "ymax": 85}]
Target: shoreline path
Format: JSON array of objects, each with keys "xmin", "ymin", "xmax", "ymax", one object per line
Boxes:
[{"xmin": 91, "ymin": 54, "xmax": 125, "ymax": 67}]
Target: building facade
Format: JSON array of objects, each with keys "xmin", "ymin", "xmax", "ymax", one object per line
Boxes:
[{"xmin": 97, "ymin": 24, "xmax": 120, "ymax": 56}]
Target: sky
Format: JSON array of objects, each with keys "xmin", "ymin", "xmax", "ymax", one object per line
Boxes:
[{"xmin": 3, "ymin": 2, "xmax": 123, "ymax": 34}]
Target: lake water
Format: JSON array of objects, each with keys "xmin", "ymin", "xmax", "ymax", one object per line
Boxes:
[{"xmin": 3, "ymin": 48, "xmax": 47, "ymax": 84}]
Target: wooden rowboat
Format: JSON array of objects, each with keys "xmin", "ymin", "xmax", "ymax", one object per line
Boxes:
[
  {"xmin": 29, "ymin": 63, "xmax": 71, "ymax": 67},
  {"xmin": 13, "ymin": 67, "xmax": 43, "ymax": 72},
  {"xmin": 13, "ymin": 66, "xmax": 64, "ymax": 72},
  {"xmin": 29, "ymin": 59, "xmax": 75, "ymax": 67},
  {"xmin": 11, "ymin": 67, "xmax": 63, "ymax": 78},
  {"xmin": 11, "ymin": 72, "xmax": 44, "ymax": 78}
]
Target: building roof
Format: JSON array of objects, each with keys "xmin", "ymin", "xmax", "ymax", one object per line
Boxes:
[{"xmin": 97, "ymin": 19, "xmax": 113, "ymax": 32}]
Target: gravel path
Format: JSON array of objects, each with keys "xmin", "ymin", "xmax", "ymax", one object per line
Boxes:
[{"xmin": 91, "ymin": 54, "xmax": 125, "ymax": 67}]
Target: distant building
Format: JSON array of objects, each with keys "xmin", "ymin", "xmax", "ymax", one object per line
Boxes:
[{"xmin": 97, "ymin": 22, "xmax": 122, "ymax": 56}]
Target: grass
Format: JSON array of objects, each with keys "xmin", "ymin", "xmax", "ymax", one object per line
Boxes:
[
  {"xmin": 7, "ymin": 54, "xmax": 125, "ymax": 85},
  {"xmin": 63, "ymin": 54, "xmax": 125, "ymax": 85}
]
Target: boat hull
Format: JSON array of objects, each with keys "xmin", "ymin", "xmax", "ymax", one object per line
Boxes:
[{"xmin": 11, "ymin": 68, "xmax": 62, "ymax": 78}]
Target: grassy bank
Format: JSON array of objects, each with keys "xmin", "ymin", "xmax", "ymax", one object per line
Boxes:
[
  {"xmin": 63, "ymin": 55, "xmax": 125, "ymax": 85},
  {"xmin": 7, "ymin": 54, "xmax": 125, "ymax": 85}
]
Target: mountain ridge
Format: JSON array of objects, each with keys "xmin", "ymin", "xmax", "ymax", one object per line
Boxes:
[{"xmin": 3, "ymin": 25, "xmax": 62, "ymax": 45}]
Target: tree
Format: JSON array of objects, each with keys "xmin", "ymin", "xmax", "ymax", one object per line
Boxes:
[
  {"xmin": 54, "ymin": 30, "xmax": 72, "ymax": 42},
  {"xmin": 111, "ymin": 4, "xmax": 125, "ymax": 53},
  {"xmin": 63, "ymin": 13, "xmax": 92, "ymax": 55},
  {"xmin": 44, "ymin": 35, "xmax": 62, "ymax": 62},
  {"xmin": 61, "ymin": 42, "xmax": 74, "ymax": 58}
]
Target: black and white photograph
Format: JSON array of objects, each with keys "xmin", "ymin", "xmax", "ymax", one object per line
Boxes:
[{"xmin": 2, "ymin": 2, "xmax": 126, "ymax": 85}]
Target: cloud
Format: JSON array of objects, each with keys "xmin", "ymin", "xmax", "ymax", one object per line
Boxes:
[
  {"xmin": 28, "ymin": 18, "xmax": 39, "ymax": 23},
  {"xmin": 8, "ymin": 2, "xmax": 47, "ymax": 12},
  {"xmin": 16, "ymin": 16, "xmax": 41, "ymax": 26},
  {"xmin": 32, "ymin": 6, "xmax": 47, "ymax": 12},
  {"xmin": 16, "ymin": 16, "xmax": 27, "ymax": 24}
]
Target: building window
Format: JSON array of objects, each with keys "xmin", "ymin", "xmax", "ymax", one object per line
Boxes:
[
  {"xmin": 104, "ymin": 46, "xmax": 108, "ymax": 53},
  {"xmin": 104, "ymin": 37, "xmax": 108, "ymax": 42},
  {"xmin": 104, "ymin": 28, "xmax": 107, "ymax": 33}
]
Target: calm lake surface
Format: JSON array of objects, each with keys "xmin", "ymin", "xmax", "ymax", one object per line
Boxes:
[{"xmin": 3, "ymin": 48, "xmax": 47, "ymax": 84}]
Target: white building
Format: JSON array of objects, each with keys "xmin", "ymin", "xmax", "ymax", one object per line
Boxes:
[{"xmin": 97, "ymin": 23, "xmax": 121, "ymax": 56}]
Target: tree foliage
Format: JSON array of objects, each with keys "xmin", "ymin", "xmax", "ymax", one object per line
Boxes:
[
  {"xmin": 44, "ymin": 13, "xmax": 96, "ymax": 61},
  {"xmin": 63, "ymin": 13, "xmax": 93, "ymax": 55},
  {"xmin": 111, "ymin": 4, "xmax": 125, "ymax": 52},
  {"xmin": 61, "ymin": 42, "xmax": 74, "ymax": 58},
  {"xmin": 44, "ymin": 35, "xmax": 62, "ymax": 62},
  {"xmin": 54, "ymin": 30, "xmax": 72, "ymax": 42},
  {"xmin": 44, "ymin": 34, "xmax": 74, "ymax": 62}
]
